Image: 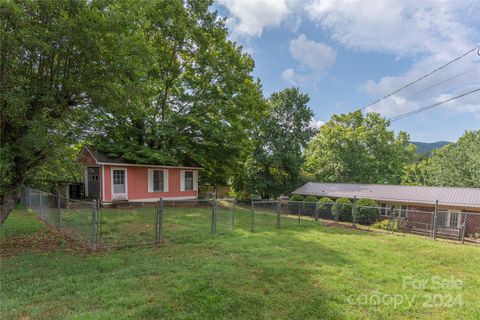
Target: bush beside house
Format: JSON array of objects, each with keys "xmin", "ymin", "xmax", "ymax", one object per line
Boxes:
[
  {"xmin": 335, "ymin": 198, "xmax": 353, "ymax": 222},
  {"xmin": 316, "ymin": 197, "xmax": 334, "ymax": 219},
  {"xmin": 356, "ymin": 198, "xmax": 380, "ymax": 225},
  {"xmin": 302, "ymin": 195, "xmax": 318, "ymax": 216},
  {"xmin": 288, "ymin": 194, "xmax": 304, "ymax": 214}
]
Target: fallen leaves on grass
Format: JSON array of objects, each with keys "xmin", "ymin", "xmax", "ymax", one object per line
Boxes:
[{"xmin": 0, "ymin": 230, "xmax": 82, "ymax": 257}]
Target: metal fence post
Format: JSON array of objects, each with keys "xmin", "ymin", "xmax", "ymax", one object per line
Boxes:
[
  {"xmin": 314, "ymin": 202, "xmax": 319, "ymax": 222},
  {"xmin": 155, "ymin": 198, "xmax": 163, "ymax": 244},
  {"xmin": 352, "ymin": 196, "xmax": 357, "ymax": 228},
  {"xmin": 28, "ymin": 188, "xmax": 31, "ymax": 210},
  {"xmin": 159, "ymin": 198, "xmax": 164, "ymax": 242},
  {"xmin": 276, "ymin": 199, "xmax": 281, "ymax": 228},
  {"xmin": 251, "ymin": 200, "xmax": 255, "ymax": 232},
  {"xmin": 211, "ymin": 198, "xmax": 217, "ymax": 234},
  {"xmin": 334, "ymin": 202, "xmax": 339, "ymax": 223},
  {"xmin": 297, "ymin": 203, "xmax": 301, "ymax": 224},
  {"xmin": 432, "ymin": 200, "xmax": 438, "ymax": 239},
  {"xmin": 97, "ymin": 200, "xmax": 103, "ymax": 245},
  {"xmin": 213, "ymin": 195, "xmax": 218, "ymax": 233},
  {"xmin": 91, "ymin": 200, "xmax": 97, "ymax": 250},
  {"xmin": 461, "ymin": 214, "xmax": 467, "ymax": 244},
  {"xmin": 39, "ymin": 192, "xmax": 43, "ymax": 217},
  {"xmin": 155, "ymin": 200, "xmax": 159, "ymax": 244},
  {"xmin": 57, "ymin": 194, "xmax": 61, "ymax": 232},
  {"xmin": 231, "ymin": 200, "xmax": 235, "ymax": 229}
]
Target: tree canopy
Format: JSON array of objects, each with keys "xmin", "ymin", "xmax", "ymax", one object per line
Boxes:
[
  {"xmin": 1, "ymin": 0, "xmax": 151, "ymax": 222},
  {"xmin": 303, "ymin": 111, "xmax": 416, "ymax": 184},
  {"xmin": 92, "ymin": 0, "xmax": 265, "ymax": 188},
  {"xmin": 402, "ymin": 130, "xmax": 480, "ymax": 188},
  {"xmin": 0, "ymin": 0, "xmax": 264, "ymax": 222},
  {"xmin": 232, "ymin": 88, "xmax": 315, "ymax": 198}
]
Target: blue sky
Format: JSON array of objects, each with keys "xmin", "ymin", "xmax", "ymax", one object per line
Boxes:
[{"xmin": 215, "ymin": 0, "xmax": 480, "ymax": 142}]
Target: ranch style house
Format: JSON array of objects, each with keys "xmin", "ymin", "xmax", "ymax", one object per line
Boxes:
[{"xmin": 293, "ymin": 182, "xmax": 480, "ymax": 238}]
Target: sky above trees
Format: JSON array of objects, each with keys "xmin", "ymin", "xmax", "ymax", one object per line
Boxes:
[{"xmin": 216, "ymin": 0, "xmax": 480, "ymax": 142}]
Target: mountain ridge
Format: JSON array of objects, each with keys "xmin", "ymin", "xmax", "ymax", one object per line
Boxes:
[{"xmin": 411, "ymin": 141, "xmax": 451, "ymax": 155}]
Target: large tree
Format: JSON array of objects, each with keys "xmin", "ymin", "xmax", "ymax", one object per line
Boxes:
[
  {"xmin": 233, "ymin": 88, "xmax": 315, "ymax": 198},
  {"xmin": 91, "ymin": 0, "xmax": 264, "ymax": 188},
  {"xmin": 303, "ymin": 111, "xmax": 416, "ymax": 184},
  {"xmin": 402, "ymin": 130, "xmax": 480, "ymax": 187},
  {"xmin": 0, "ymin": 0, "xmax": 263, "ymax": 223},
  {"xmin": 0, "ymin": 0, "xmax": 150, "ymax": 223}
]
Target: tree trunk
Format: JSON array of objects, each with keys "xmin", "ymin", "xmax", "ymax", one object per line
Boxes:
[{"xmin": 0, "ymin": 187, "xmax": 19, "ymax": 225}]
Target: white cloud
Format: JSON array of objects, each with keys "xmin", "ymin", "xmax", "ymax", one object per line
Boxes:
[
  {"xmin": 363, "ymin": 55, "xmax": 480, "ymax": 117},
  {"xmin": 305, "ymin": 0, "xmax": 477, "ymax": 56},
  {"xmin": 437, "ymin": 90, "xmax": 480, "ymax": 117},
  {"xmin": 305, "ymin": 0, "xmax": 480, "ymax": 117},
  {"xmin": 309, "ymin": 118, "xmax": 325, "ymax": 129},
  {"xmin": 218, "ymin": 0, "xmax": 291, "ymax": 38},
  {"xmin": 282, "ymin": 34, "xmax": 336, "ymax": 86},
  {"xmin": 281, "ymin": 67, "xmax": 316, "ymax": 86},
  {"xmin": 290, "ymin": 34, "xmax": 336, "ymax": 73},
  {"xmin": 281, "ymin": 68, "xmax": 297, "ymax": 84}
]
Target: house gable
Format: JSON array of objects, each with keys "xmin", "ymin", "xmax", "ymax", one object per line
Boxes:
[{"xmin": 78, "ymin": 146, "xmax": 98, "ymax": 166}]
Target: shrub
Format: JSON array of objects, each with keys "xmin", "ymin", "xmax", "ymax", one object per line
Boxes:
[
  {"xmin": 302, "ymin": 196, "xmax": 318, "ymax": 216},
  {"xmin": 356, "ymin": 198, "xmax": 380, "ymax": 225},
  {"xmin": 303, "ymin": 195, "xmax": 318, "ymax": 203},
  {"xmin": 372, "ymin": 219, "xmax": 391, "ymax": 230},
  {"xmin": 289, "ymin": 194, "xmax": 304, "ymax": 201},
  {"xmin": 335, "ymin": 198, "xmax": 353, "ymax": 222},
  {"xmin": 316, "ymin": 197, "xmax": 334, "ymax": 219},
  {"xmin": 288, "ymin": 194, "xmax": 304, "ymax": 213}
]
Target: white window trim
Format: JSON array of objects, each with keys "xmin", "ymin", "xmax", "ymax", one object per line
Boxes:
[
  {"xmin": 101, "ymin": 165, "xmax": 105, "ymax": 202},
  {"xmin": 148, "ymin": 168, "xmax": 169, "ymax": 193},
  {"xmin": 179, "ymin": 170, "xmax": 198, "ymax": 192},
  {"xmin": 111, "ymin": 167, "xmax": 128, "ymax": 200},
  {"xmin": 180, "ymin": 170, "xmax": 185, "ymax": 192}
]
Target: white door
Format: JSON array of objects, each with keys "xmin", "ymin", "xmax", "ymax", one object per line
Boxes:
[{"xmin": 112, "ymin": 169, "xmax": 127, "ymax": 200}]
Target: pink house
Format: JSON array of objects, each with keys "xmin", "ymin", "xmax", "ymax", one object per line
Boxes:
[{"xmin": 78, "ymin": 145, "xmax": 199, "ymax": 202}]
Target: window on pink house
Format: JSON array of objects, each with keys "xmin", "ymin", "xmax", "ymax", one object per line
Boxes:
[
  {"xmin": 153, "ymin": 170, "xmax": 164, "ymax": 192},
  {"xmin": 184, "ymin": 171, "xmax": 193, "ymax": 190}
]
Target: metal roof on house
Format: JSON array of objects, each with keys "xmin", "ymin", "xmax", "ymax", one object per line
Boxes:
[{"xmin": 293, "ymin": 182, "xmax": 480, "ymax": 208}]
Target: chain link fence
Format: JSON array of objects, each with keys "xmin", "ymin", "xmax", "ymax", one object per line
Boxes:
[
  {"xmin": 22, "ymin": 187, "xmax": 97, "ymax": 249},
  {"xmin": 392, "ymin": 207, "xmax": 480, "ymax": 242},
  {"xmin": 20, "ymin": 187, "xmax": 480, "ymax": 249}
]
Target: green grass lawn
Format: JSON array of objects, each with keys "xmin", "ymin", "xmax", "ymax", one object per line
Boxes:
[{"xmin": 1, "ymin": 206, "xmax": 479, "ymax": 320}]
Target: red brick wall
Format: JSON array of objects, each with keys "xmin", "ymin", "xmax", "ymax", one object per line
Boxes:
[
  {"xmin": 406, "ymin": 205, "xmax": 434, "ymax": 224},
  {"xmin": 462, "ymin": 211, "xmax": 480, "ymax": 235}
]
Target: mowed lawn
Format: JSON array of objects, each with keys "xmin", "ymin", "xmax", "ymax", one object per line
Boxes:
[{"xmin": 1, "ymin": 207, "xmax": 479, "ymax": 320}]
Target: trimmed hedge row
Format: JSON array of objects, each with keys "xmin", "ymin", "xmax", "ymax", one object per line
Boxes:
[{"xmin": 286, "ymin": 195, "xmax": 380, "ymax": 225}]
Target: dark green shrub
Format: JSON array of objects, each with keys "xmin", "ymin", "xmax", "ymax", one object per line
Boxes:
[
  {"xmin": 302, "ymin": 196, "xmax": 318, "ymax": 216},
  {"xmin": 303, "ymin": 195, "xmax": 318, "ymax": 202},
  {"xmin": 316, "ymin": 197, "xmax": 334, "ymax": 219},
  {"xmin": 356, "ymin": 198, "xmax": 380, "ymax": 225},
  {"xmin": 289, "ymin": 194, "xmax": 304, "ymax": 201},
  {"xmin": 335, "ymin": 198, "xmax": 353, "ymax": 222},
  {"xmin": 288, "ymin": 194, "xmax": 304, "ymax": 213}
]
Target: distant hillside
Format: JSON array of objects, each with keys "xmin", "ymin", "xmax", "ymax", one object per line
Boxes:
[{"xmin": 411, "ymin": 141, "xmax": 451, "ymax": 155}]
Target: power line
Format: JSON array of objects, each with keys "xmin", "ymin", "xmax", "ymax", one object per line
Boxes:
[
  {"xmin": 405, "ymin": 66, "xmax": 479, "ymax": 99},
  {"xmin": 388, "ymin": 88, "xmax": 480, "ymax": 122},
  {"xmin": 358, "ymin": 46, "xmax": 478, "ymax": 111}
]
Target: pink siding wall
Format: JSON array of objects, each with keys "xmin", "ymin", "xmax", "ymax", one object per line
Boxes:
[{"xmin": 103, "ymin": 165, "xmax": 198, "ymax": 202}]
